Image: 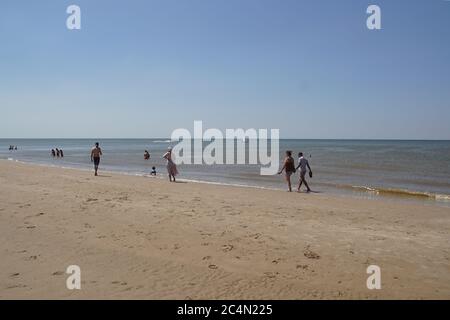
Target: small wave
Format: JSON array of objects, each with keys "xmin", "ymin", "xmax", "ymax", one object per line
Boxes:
[
  {"xmin": 351, "ymin": 185, "xmax": 450, "ymax": 201},
  {"xmin": 153, "ymin": 140, "xmax": 171, "ymax": 143},
  {"xmin": 434, "ymin": 194, "xmax": 450, "ymax": 201}
]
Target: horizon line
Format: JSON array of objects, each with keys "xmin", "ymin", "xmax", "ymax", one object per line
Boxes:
[{"xmin": 1, "ymin": 138, "xmax": 450, "ymax": 141}]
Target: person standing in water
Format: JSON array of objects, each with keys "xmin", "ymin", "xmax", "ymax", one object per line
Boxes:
[
  {"xmin": 90, "ymin": 142, "xmax": 103, "ymax": 176},
  {"xmin": 278, "ymin": 150, "xmax": 296, "ymax": 192},
  {"xmin": 163, "ymin": 147, "xmax": 178, "ymax": 182},
  {"xmin": 296, "ymin": 152, "xmax": 312, "ymax": 192}
]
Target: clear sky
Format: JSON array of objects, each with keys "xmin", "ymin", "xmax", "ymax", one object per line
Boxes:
[{"xmin": 1, "ymin": 0, "xmax": 449, "ymax": 139}]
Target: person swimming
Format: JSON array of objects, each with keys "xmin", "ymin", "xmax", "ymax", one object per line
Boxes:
[{"xmin": 144, "ymin": 150, "xmax": 150, "ymax": 160}]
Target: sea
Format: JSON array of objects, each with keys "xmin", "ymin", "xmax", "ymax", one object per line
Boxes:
[{"xmin": 1, "ymin": 139, "xmax": 450, "ymax": 206}]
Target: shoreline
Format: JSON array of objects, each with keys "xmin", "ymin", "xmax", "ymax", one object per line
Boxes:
[
  {"xmin": 1, "ymin": 160, "xmax": 449, "ymax": 299},
  {"xmin": 2, "ymin": 158, "xmax": 450, "ymax": 208}
]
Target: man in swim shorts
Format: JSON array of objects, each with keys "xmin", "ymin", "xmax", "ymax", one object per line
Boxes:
[{"xmin": 91, "ymin": 142, "xmax": 103, "ymax": 176}]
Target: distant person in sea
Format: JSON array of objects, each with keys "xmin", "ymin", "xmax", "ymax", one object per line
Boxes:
[
  {"xmin": 278, "ymin": 150, "xmax": 296, "ymax": 192},
  {"xmin": 55, "ymin": 148, "xmax": 60, "ymax": 157},
  {"xmin": 144, "ymin": 150, "xmax": 150, "ymax": 160},
  {"xmin": 60, "ymin": 149, "xmax": 64, "ymax": 157},
  {"xmin": 91, "ymin": 142, "xmax": 103, "ymax": 176},
  {"xmin": 163, "ymin": 147, "xmax": 178, "ymax": 182},
  {"xmin": 151, "ymin": 166, "xmax": 156, "ymax": 176},
  {"xmin": 14, "ymin": 146, "xmax": 17, "ymax": 150},
  {"xmin": 296, "ymin": 152, "xmax": 312, "ymax": 193},
  {"xmin": 51, "ymin": 149, "xmax": 56, "ymax": 157}
]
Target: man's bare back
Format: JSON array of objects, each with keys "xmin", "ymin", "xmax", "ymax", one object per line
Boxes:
[{"xmin": 91, "ymin": 146, "xmax": 102, "ymax": 158}]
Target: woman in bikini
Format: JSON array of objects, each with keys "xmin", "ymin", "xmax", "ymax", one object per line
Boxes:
[{"xmin": 278, "ymin": 150, "xmax": 296, "ymax": 192}]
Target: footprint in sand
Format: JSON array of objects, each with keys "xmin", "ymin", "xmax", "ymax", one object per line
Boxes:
[
  {"xmin": 222, "ymin": 244, "xmax": 234, "ymax": 252},
  {"xmin": 52, "ymin": 271, "xmax": 64, "ymax": 276},
  {"xmin": 6, "ymin": 284, "xmax": 27, "ymax": 289},
  {"xmin": 272, "ymin": 258, "xmax": 282, "ymax": 264},
  {"xmin": 296, "ymin": 264, "xmax": 309, "ymax": 270},
  {"xmin": 264, "ymin": 272, "xmax": 279, "ymax": 279},
  {"xmin": 208, "ymin": 264, "xmax": 218, "ymax": 270},
  {"xmin": 304, "ymin": 246, "xmax": 320, "ymax": 260},
  {"xmin": 202, "ymin": 256, "xmax": 212, "ymax": 261},
  {"xmin": 9, "ymin": 273, "xmax": 20, "ymax": 278},
  {"xmin": 86, "ymin": 198, "xmax": 98, "ymax": 202}
]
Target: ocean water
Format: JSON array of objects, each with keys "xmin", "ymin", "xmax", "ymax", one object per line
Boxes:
[{"xmin": 1, "ymin": 139, "xmax": 450, "ymax": 206}]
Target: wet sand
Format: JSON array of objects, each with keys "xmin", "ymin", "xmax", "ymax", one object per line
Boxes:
[{"xmin": 0, "ymin": 160, "xmax": 449, "ymax": 299}]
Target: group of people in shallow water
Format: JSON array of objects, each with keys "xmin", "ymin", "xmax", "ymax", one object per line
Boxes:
[
  {"xmin": 89, "ymin": 143, "xmax": 176, "ymax": 180},
  {"xmin": 51, "ymin": 148, "xmax": 64, "ymax": 158},
  {"xmin": 8, "ymin": 145, "xmax": 18, "ymax": 150},
  {"xmin": 278, "ymin": 151, "xmax": 313, "ymax": 192},
  {"xmin": 56, "ymin": 142, "xmax": 313, "ymax": 191}
]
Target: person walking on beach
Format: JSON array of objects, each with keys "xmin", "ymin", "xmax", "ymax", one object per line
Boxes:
[
  {"xmin": 91, "ymin": 142, "xmax": 103, "ymax": 176},
  {"xmin": 163, "ymin": 147, "xmax": 178, "ymax": 182},
  {"xmin": 278, "ymin": 150, "xmax": 296, "ymax": 192},
  {"xmin": 296, "ymin": 152, "xmax": 312, "ymax": 192}
]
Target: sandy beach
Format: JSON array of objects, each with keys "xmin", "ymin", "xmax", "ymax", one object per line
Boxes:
[{"xmin": 0, "ymin": 160, "xmax": 449, "ymax": 299}]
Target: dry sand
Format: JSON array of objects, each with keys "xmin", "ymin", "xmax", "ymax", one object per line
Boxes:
[{"xmin": 0, "ymin": 160, "xmax": 449, "ymax": 299}]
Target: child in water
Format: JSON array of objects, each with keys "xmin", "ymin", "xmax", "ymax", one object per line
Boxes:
[{"xmin": 151, "ymin": 166, "xmax": 156, "ymax": 176}]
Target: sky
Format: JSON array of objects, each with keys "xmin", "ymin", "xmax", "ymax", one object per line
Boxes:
[{"xmin": 0, "ymin": 0, "xmax": 449, "ymax": 139}]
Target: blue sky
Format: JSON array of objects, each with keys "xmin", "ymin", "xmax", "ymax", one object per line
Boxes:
[{"xmin": 1, "ymin": 0, "xmax": 449, "ymax": 139}]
